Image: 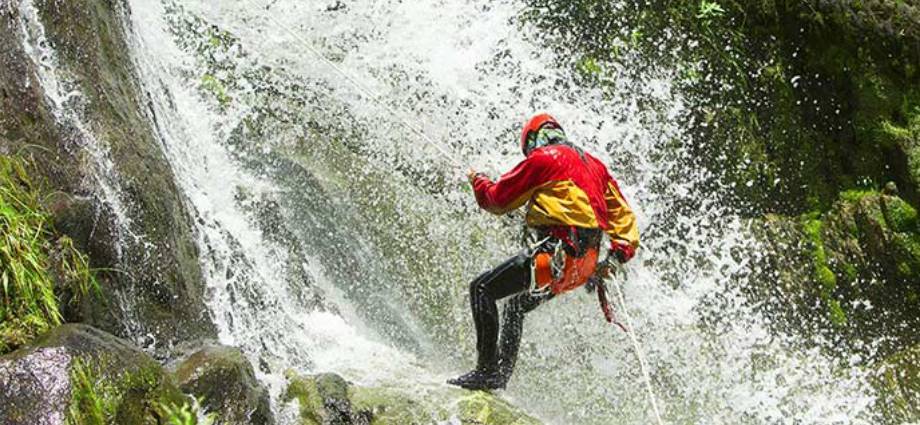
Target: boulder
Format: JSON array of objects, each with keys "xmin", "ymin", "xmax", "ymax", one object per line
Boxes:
[
  {"xmin": 170, "ymin": 344, "xmax": 273, "ymax": 425},
  {"xmin": 0, "ymin": 324, "xmax": 185, "ymax": 424},
  {"xmin": 284, "ymin": 372, "xmax": 371, "ymax": 425},
  {"xmin": 282, "ymin": 372, "xmax": 541, "ymax": 425}
]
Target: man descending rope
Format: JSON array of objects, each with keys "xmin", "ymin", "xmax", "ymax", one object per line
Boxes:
[{"xmin": 448, "ymin": 114, "xmax": 640, "ymax": 391}]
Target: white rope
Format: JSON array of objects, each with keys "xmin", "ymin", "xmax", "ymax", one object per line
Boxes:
[
  {"xmin": 244, "ymin": 0, "xmax": 465, "ymax": 168},
  {"xmin": 609, "ymin": 273, "xmax": 666, "ymax": 425}
]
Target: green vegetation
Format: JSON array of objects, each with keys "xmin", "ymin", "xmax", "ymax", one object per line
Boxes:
[
  {"xmin": 67, "ymin": 358, "xmax": 120, "ymax": 425},
  {"xmin": 802, "ymin": 215, "xmax": 845, "ymax": 325},
  {"xmin": 525, "ymin": 0, "xmax": 920, "ymax": 363},
  {"xmin": 155, "ymin": 400, "xmax": 215, "ymax": 425},
  {"xmin": 200, "ymin": 74, "xmax": 232, "ymax": 108},
  {"xmin": 66, "ymin": 355, "xmax": 210, "ymax": 425},
  {"xmin": 525, "ymin": 1, "xmax": 920, "ymax": 216},
  {"xmin": 0, "ymin": 156, "xmax": 99, "ymax": 354}
]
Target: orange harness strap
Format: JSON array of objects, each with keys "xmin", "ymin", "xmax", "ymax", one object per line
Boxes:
[{"xmin": 533, "ymin": 247, "xmax": 599, "ymax": 295}]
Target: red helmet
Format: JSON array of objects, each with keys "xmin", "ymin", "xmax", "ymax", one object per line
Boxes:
[{"xmin": 520, "ymin": 113, "xmax": 560, "ymax": 155}]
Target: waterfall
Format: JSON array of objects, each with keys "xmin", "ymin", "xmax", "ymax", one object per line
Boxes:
[{"xmin": 113, "ymin": 0, "xmax": 879, "ymax": 423}]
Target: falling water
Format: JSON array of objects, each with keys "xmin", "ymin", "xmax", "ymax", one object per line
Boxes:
[{"xmin": 112, "ymin": 0, "xmax": 880, "ymax": 423}]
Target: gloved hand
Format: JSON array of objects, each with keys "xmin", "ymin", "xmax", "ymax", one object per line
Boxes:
[
  {"xmin": 609, "ymin": 240, "xmax": 636, "ymax": 263},
  {"xmin": 467, "ymin": 168, "xmax": 478, "ymax": 183},
  {"xmin": 591, "ymin": 255, "xmax": 617, "ymax": 283}
]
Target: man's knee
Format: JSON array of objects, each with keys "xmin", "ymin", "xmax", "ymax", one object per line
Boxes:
[
  {"xmin": 504, "ymin": 294, "xmax": 529, "ymax": 316},
  {"xmin": 469, "ymin": 274, "xmax": 491, "ymax": 300}
]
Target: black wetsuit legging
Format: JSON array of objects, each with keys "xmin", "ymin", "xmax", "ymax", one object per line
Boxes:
[{"xmin": 469, "ymin": 250, "xmax": 554, "ymax": 376}]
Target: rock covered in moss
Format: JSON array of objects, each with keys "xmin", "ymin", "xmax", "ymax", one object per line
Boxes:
[
  {"xmin": 874, "ymin": 344, "xmax": 920, "ymax": 423},
  {"xmin": 283, "ymin": 372, "xmax": 371, "ymax": 424},
  {"xmin": 170, "ymin": 344, "xmax": 273, "ymax": 425},
  {"xmin": 754, "ymin": 190, "xmax": 920, "ymax": 355},
  {"xmin": 0, "ymin": 324, "xmax": 185, "ymax": 424},
  {"xmin": 282, "ymin": 371, "xmax": 540, "ymax": 425}
]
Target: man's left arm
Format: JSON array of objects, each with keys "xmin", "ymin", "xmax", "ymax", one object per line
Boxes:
[{"xmin": 603, "ymin": 176, "xmax": 640, "ymax": 263}]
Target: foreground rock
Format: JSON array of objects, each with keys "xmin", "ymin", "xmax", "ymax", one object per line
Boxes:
[
  {"xmin": 0, "ymin": 324, "xmax": 185, "ymax": 424},
  {"xmin": 170, "ymin": 344, "xmax": 273, "ymax": 425},
  {"xmin": 282, "ymin": 371, "xmax": 541, "ymax": 425}
]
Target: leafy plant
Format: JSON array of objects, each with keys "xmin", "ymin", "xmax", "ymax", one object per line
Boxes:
[
  {"xmin": 697, "ymin": 0, "xmax": 726, "ymax": 21},
  {"xmin": 0, "ymin": 155, "xmax": 100, "ymax": 353},
  {"xmin": 67, "ymin": 358, "xmax": 119, "ymax": 425},
  {"xmin": 156, "ymin": 399, "xmax": 215, "ymax": 425}
]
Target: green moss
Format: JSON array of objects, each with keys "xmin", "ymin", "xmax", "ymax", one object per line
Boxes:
[
  {"xmin": 66, "ymin": 355, "xmax": 194, "ymax": 425},
  {"xmin": 889, "ymin": 232, "xmax": 920, "ymax": 279},
  {"xmin": 827, "ymin": 299, "xmax": 848, "ymax": 326},
  {"xmin": 200, "ymin": 74, "xmax": 231, "ymax": 107},
  {"xmin": 803, "ymin": 218, "xmax": 838, "ymax": 294},
  {"xmin": 816, "ymin": 265, "xmax": 838, "ymax": 294},
  {"xmin": 0, "ymin": 156, "xmax": 99, "ymax": 354},
  {"xmin": 282, "ymin": 372, "xmax": 325, "ymax": 425},
  {"xmin": 577, "ymin": 56, "xmax": 602, "ymax": 77},
  {"xmin": 841, "ymin": 262, "xmax": 858, "ymax": 282},
  {"xmin": 351, "ymin": 387, "xmax": 446, "ymax": 425},
  {"xmin": 839, "ymin": 188, "xmax": 877, "ymax": 203},
  {"xmin": 67, "ymin": 358, "xmax": 120, "ymax": 425},
  {"xmin": 456, "ymin": 391, "xmax": 541, "ymax": 425},
  {"xmin": 885, "ymin": 197, "xmax": 919, "ymax": 232},
  {"xmin": 878, "ymin": 121, "xmax": 913, "ymax": 149}
]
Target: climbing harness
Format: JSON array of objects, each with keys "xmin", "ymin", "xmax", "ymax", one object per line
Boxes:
[
  {"xmin": 527, "ymin": 236, "xmax": 563, "ymax": 296},
  {"xmin": 526, "ymin": 229, "xmax": 601, "ymax": 296}
]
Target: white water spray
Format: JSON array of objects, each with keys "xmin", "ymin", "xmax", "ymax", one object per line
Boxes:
[{"xmin": 113, "ymin": 0, "xmax": 882, "ymax": 423}]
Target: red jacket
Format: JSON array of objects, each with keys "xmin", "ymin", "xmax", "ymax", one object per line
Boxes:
[{"xmin": 472, "ymin": 144, "xmax": 639, "ymax": 249}]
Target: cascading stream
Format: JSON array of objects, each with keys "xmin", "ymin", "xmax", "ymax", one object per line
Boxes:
[{"xmin": 119, "ymin": 0, "xmax": 880, "ymax": 423}]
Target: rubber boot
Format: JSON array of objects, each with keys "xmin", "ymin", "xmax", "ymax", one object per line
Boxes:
[{"xmin": 447, "ymin": 367, "xmax": 506, "ymax": 390}]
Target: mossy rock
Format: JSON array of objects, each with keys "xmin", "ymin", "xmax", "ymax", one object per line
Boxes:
[
  {"xmin": 350, "ymin": 386, "xmax": 446, "ymax": 424},
  {"xmin": 283, "ymin": 372, "xmax": 371, "ymax": 425},
  {"xmin": 170, "ymin": 344, "xmax": 273, "ymax": 425},
  {"xmin": 874, "ymin": 344, "xmax": 920, "ymax": 424},
  {"xmin": 753, "ymin": 190, "xmax": 920, "ymax": 355},
  {"xmin": 454, "ymin": 391, "xmax": 541, "ymax": 425},
  {"xmin": 0, "ymin": 324, "xmax": 185, "ymax": 424},
  {"xmin": 282, "ymin": 372, "xmax": 541, "ymax": 425}
]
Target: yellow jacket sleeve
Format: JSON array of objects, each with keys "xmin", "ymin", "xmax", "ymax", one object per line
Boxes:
[{"xmin": 604, "ymin": 182, "xmax": 640, "ymax": 248}]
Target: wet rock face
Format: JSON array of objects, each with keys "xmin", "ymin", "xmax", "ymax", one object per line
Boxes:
[
  {"xmin": 170, "ymin": 344, "xmax": 274, "ymax": 425},
  {"xmin": 0, "ymin": 346, "xmax": 72, "ymax": 424},
  {"xmin": 753, "ymin": 191, "xmax": 920, "ymax": 356},
  {"xmin": 282, "ymin": 371, "xmax": 541, "ymax": 425},
  {"xmin": 0, "ymin": 324, "xmax": 185, "ymax": 425},
  {"xmin": 0, "ymin": 0, "xmax": 215, "ymax": 350},
  {"xmin": 876, "ymin": 345, "xmax": 920, "ymax": 423},
  {"xmin": 284, "ymin": 372, "xmax": 371, "ymax": 425}
]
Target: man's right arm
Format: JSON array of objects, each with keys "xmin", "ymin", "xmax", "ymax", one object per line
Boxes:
[{"xmin": 471, "ymin": 152, "xmax": 551, "ymax": 215}]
